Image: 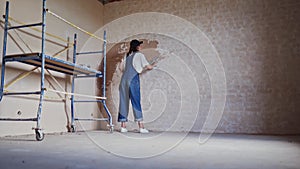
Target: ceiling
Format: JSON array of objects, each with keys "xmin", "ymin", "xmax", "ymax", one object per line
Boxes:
[{"xmin": 98, "ymin": 0, "xmax": 124, "ymax": 5}]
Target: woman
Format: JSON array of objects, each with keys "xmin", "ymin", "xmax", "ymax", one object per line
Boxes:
[{"xmin": 118, "ymin": 39, "xmax": 155, "ymax": 133}]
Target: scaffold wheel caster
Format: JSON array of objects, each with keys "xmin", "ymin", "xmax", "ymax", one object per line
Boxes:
[
  {"xmin": 35, "ymin": 129, "xmax": 44, "ymax": 141},
  {"xmin": 71, "ymin": 125, "xmax": 76, "ymax": 133},
  {"xmin": 108, "ymin": 126, "xmax": 114, "ymax": 133}
]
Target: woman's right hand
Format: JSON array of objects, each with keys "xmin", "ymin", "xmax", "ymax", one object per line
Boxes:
[{"xmin": 145, "ymin": 64, "xmax": 154, "ymax": 70}]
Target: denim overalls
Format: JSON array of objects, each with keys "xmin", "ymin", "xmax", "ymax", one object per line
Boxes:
[{"xmin": 118, "ymin": 52, "xmax": 143, "ymax": 122}]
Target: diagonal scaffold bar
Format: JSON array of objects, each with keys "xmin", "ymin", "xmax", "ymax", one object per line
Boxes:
[
  {"xmin": 46, "ymin": 9, "xmax": 107, "ymax": 42},
  {"xmin": 0, "ymin": 0, "xmax": 113, "ymax": 141}
]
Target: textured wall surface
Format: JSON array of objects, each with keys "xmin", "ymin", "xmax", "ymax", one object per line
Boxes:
[
  {"xmin": 0, "ymin": 0, "xmax": 299, "ymax": 136},
  {"xmin": 0, "ymin": 0, "xmax": 104, "ymax": 136},
  {"xmin": 102, "ymin": 0, "xmax": 300, "ymax": 134}
]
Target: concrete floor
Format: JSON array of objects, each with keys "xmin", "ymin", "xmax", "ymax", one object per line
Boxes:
[{"xmin": 0, "ymin": 131, "xmax": 299, "ymax": 169}]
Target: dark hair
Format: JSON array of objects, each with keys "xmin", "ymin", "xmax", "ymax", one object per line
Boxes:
[
  {"xmin": 126, "ymin": 45, "xmax": 139, "ymax": 57},
  {"xmin": 126, "ymin": 39, "xmax": 143, "ymax": 57}
]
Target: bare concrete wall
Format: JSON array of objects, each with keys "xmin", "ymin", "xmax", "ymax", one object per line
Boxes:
[
  {"xmin": 0, "ymin": 0, "xmax": 104, "ymax": 136},
  {"xmin": 103, "ymin": 0, "xmax": 300, "ymax": 134}
]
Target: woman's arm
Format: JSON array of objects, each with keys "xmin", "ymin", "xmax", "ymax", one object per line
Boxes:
[
  {"xmin": 145, "ymin": 62, "xmax": 156, "ymax": 70},
  {"xmin": 134, "ymin": 52, "xmax": 157, "ymax": 73},
  {"xmin": 119, "ymin": 55, "xmax": 126, "ymax": 72},
  {"xmin": 145, "ymin": 64, "xmax": 153, "ymax": 70}
]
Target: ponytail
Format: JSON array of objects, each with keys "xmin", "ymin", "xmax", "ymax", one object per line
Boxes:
[{"xmin": 126, "ymin": 46, "xmax": 138, "ymax": 57}]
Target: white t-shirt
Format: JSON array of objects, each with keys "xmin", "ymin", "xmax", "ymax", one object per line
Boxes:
[{"xmin": 122, "ymin": 52, "xmax": 149, "ymax": 73}]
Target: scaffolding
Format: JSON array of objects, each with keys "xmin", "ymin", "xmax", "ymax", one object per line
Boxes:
[{"xmin": 0, "ymin": 0, "xmax": 113, "ymax": 141}]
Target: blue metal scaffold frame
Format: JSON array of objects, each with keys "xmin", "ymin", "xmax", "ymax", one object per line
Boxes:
[
  {"xmin": 0, "ymin": 0, "xmax": 113, "ymax": 141},
  {"xmin": 70, "ymin": 32, "xmax": 113, "ymax": 133}
]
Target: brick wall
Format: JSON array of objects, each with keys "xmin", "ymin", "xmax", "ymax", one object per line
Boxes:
[{"xmin": 102, "ymin": 0, "xmax": 300, "ymax": 134}]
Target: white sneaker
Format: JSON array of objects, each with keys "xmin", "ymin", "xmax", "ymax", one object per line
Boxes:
[
  {"xmin": 120, "ymin": 127, "xmax": 128, "ymax": 133},
  {"xmin": 139, "ymin": 128, "xmax": 149, "ymax": 134}
]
